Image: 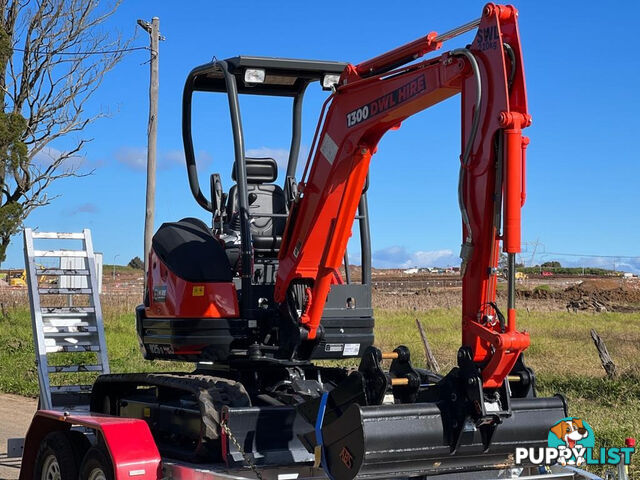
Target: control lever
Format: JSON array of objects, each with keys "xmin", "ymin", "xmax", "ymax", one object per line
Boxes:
[
  {"xmin": 285, "ymin": 175, "xmax": 298, "ymax": 209},
  {"xmin": 210, "ymin": 173, "xmax": 224, "ymax": 232}
]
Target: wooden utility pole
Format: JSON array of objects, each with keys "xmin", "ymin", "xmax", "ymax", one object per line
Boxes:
[{"xmin": 137, "ymin": 17, "xmax": 161, "ymax": 287}]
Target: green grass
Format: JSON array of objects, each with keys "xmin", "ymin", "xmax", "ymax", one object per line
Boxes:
[
  {"xmin": 537, "ymin": 374, "xmax": 640, "ymax": 449},
  {"xmin": 533, "ymin": 284, "xmax": 552, "ymax": 292},
  {"xmin": 0, "ymin": 307, "xmax": 188, "ymax": 397},
  {"xmin": 372, "ymin": 309, "xmax": 640, "ymax": 477},
  {"xmin": 1, "ymin": 304, "xmax": 637, "ymax": 475}
]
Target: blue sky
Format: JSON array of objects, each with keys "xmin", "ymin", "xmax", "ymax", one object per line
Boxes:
[{"xmin": 5, "ymin": 1, "xmax": 640, "ymax": 273}]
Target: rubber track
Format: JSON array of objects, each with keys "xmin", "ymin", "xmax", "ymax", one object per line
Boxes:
[{"xmin": 91, "ymin": 372, "xmax": 250, "ymax": 443}]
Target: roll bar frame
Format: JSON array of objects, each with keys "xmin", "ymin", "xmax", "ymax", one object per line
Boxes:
[{"xmin": 181, "ymin": 57, "xmax": 373, "ymax": 298}]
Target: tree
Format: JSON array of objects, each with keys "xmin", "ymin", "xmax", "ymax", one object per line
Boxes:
[
  {"xmin": 128, "ymin": 256, "xmax": 143, "ymax": 270},
  {"xmin": 498, "ymin": 252, "xmax": 508, "ymax": 271},
  {"xmin": 0, "ymin": 0, "xmax": 132, "ymax": 262},
  {"xmin": 541, "ymin": 261, "xmax": 561, "ymax": 268}
]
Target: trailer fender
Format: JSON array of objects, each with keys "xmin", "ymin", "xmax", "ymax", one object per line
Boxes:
[{"xmin": 20, "ymin": 410, "xmax": 161, "ymax": 480}]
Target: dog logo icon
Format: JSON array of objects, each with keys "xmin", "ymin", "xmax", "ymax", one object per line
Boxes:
[{"xmin": 548, "ymin": 417, "xmax": 595, "ymax": 466}]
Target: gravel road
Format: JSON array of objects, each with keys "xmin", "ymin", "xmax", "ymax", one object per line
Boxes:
[{"xmin": 0, "ymin": 394, "xmax": 37, "ymax": 480}]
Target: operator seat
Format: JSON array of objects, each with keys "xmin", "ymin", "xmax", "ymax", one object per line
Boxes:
[{"xmin": 226, "ymin": 157, "xmax": 287, "ymax": 255}]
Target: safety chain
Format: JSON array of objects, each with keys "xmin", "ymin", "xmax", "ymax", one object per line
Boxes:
[{"xmin": 220, "ymin": 419, "xmax": 263, "ymax": 480}]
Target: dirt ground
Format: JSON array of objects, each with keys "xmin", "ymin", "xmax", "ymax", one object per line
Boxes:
[
  {"xmin": 0, "ymin": 394, "xmax": 37, "ymax": 480},
  {"xmin": 372, "ymin": 276, "xmax": 640, "ymax": 312}
]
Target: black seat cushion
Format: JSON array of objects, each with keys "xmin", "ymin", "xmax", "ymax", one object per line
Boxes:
[
  {"xmin": 232, "ymin": 157, "xmax": 278, "ymax": 183},
  {"xmin": 152, "ymin": 218, "xmax": 232, "ymax": 282}
]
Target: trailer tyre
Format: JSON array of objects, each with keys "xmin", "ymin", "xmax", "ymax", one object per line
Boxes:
[
  {"xmin": 33, "ymin": 431, "xmax": 79, "ymax": 480},
  {"xmin": 79, "ymin": 447, "xmax": 114, "ymax": 480}
]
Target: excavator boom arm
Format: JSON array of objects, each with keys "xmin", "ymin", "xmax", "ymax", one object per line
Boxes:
[{"xmin": 275, "ymin": 3, "xmax": 530, "ymax": 388}]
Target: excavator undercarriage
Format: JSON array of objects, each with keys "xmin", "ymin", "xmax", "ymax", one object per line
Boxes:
[{"xmin": 91, "ymin": 343, "xmax": 566, "ymax": 479}]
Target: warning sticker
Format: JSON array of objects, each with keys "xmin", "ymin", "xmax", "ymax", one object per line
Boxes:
[
  {"xmin": 153, "ymin": 286, "xmax": 167, "ymax": 303},
  {"xmin": 325, "ymin": 343, "xmax": 344, "ymax": 353},
  {"xmin": 343, "ymin": 343, "xmax": 360, "ymax": 356},
  {"xmin": 340, "ymin": 446, "xmax": 354, "ymax": 469},
  {"xmin": 320, "ymin": 134, "xmax": 338, "ymax": 165},
  {"xmin": 192, "ymin": 286, "xmax": 205, "ymax": 297}
]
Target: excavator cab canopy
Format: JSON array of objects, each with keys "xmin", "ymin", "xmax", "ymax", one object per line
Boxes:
[
  {"xmin": 182, "ymin": 55, "xmax": 351, "ymax": 216},
  {"xmin": 189, "ymin": 56, "xmax": 348, "ymax": 96}
]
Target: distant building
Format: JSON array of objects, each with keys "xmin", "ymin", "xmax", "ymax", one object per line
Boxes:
[{"xmin": 403, "ymin": 268, "xmax": 419, "ymax": 274}]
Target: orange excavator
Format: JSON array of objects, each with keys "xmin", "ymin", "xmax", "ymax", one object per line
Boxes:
[{"xmin": 21, "ymin": 5, "xmax": 571, "ymax": 480}]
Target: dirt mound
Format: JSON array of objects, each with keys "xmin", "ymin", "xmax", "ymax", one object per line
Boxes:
[
  {"xmin": 515, "ymin": 279, "xmax": 640, "ymax": 312},
  {"xmin": 564, "ymin": 280, "xmax": 640, "ymax": 312}
]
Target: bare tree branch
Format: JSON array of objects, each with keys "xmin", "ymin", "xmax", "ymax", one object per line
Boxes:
[{"xmin": 0, "ymin": 0, "xmax": 132, "ymax": 262}]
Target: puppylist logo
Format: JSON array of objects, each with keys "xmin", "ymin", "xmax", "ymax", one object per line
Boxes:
[{"xmin": 515, "ymin": 417, "xmax": 635, "ymax": 467}]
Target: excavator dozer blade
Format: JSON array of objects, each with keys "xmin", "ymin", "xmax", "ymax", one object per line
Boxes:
[{"xmin": 317, "ymin": 395, "xmax": 566, "ymax": 480}]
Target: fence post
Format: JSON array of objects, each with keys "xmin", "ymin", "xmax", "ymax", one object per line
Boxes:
[
  {"xmin": 415, "ymin": 318, "xmax": 440, "ymax": 373},
  {"xmin": 590, "ymin": 328, "xmax": 617, "ymax": 379}
]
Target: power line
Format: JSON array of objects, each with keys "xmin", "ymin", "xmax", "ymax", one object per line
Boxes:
[
  {"xmin": 540, "ymin": 251, "xmax": 640, "ymax": 260},
  {"xmin": 12, "ymin": 45, "xmax": 150, "ymax": 55}
]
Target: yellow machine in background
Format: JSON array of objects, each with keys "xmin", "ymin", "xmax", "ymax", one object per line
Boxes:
[
  {"xmin": 3, "ymin": 266, "xmax": 57, "ymax": 287},
  {"xmin": 7, "ymin": 269, "xmax": 27, "ymax": 287}
]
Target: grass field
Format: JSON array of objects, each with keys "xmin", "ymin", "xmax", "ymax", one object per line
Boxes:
[
  {"xmin": 0, "ymin": 297, "xmax": 637, "ymax": 476},
  {"xmin": 374, "ymin": 309, "xmax": 640, "ymax": 466}
]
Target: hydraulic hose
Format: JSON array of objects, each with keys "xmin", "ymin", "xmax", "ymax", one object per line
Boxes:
[
  {"xmin": 451, "ymin": 48, "xmax": 482, "ymax": 272},
  {"xmin": 503, "ymin": 43, "xmax": 516, "ymax": 90}
]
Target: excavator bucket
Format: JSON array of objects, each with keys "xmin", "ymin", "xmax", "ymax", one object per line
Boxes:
[
  {"xmin": 315, "ymin": 396, "xmax": 566, "ymax": 480},
  {"xmin": 297, "ymin": 347, "xmax": 568, "ymax": 480}
]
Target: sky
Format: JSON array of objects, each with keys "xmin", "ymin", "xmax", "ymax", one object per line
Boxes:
[{"xmin": 5, "ymin": 0, "xmax": 640, "ymax": 273}]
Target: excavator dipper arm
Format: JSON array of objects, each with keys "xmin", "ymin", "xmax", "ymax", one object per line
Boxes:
[{"xmin": 275, "ymin": 3, "xmax": 530, "ymax": 389}]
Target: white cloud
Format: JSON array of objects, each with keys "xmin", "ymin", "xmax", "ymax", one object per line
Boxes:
[
  {"xmin": 33, "ymin": 146, "xmax": 63, "ymax": 166},
  {"xmin": 116, "ymin": 147, "xmax": 213, "ymax": 171},
  {"xmin": 195, "ymin": 150, "xmax": 213, "ymax": 170},
  {"xmin": 406, "ymin": 249, "xmax": 460, "ymax": 269},
  {"xmin": 69, "ymin": 202, "xmax": 99, "ymax": 216},
  {"xmin": 372, "ymin": 245, "xmax": 459, "ymax": 269},
  {"xmin": 161, "ymin": 149, "xmax": 184, "ymax": 169},
  {"xmin": 245, "ymin": 147, "xmax": 290, "ymax": 171},
  {"xmin": 245, "ymin": 145, "xmax": 310, "ymax": 175},
  {"xmin": 545, "ymin": 255, "xmax": 640, "ymax": 275},
  {"xmin": 116, "ymin": 147, "xmax": 146, "ymax": 170},
  {"xmin": 33, "ymin": 146, "xmax": 84, "ymax": 170}
]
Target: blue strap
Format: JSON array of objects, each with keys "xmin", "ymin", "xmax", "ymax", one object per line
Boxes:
[{"xmin": 315, "ymin": 392, "xmax": 335, "ymax": 480}]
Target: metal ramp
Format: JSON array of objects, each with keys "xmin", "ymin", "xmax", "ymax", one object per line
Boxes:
[{"xmin": 23, "ymin": 228, "xmax": 109, "ymax": 410}]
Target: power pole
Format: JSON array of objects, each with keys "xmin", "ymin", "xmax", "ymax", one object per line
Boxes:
[{"xmin": 137, "ymin": 17, "xmax": 162, "ymax": 289}]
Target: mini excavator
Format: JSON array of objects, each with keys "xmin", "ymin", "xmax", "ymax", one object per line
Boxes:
[{"xmin": 90, "ymin": 5, "xmax": 568, "ymax": 479}]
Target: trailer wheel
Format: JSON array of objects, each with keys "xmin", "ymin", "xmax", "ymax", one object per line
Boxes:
[
  {"xmin": 33, "ymin": 431, "xmax": 79, "ymax": 480},
  {"xmin": 79, "ymin": 447, "xmax": 114, "ymax": 480}
]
